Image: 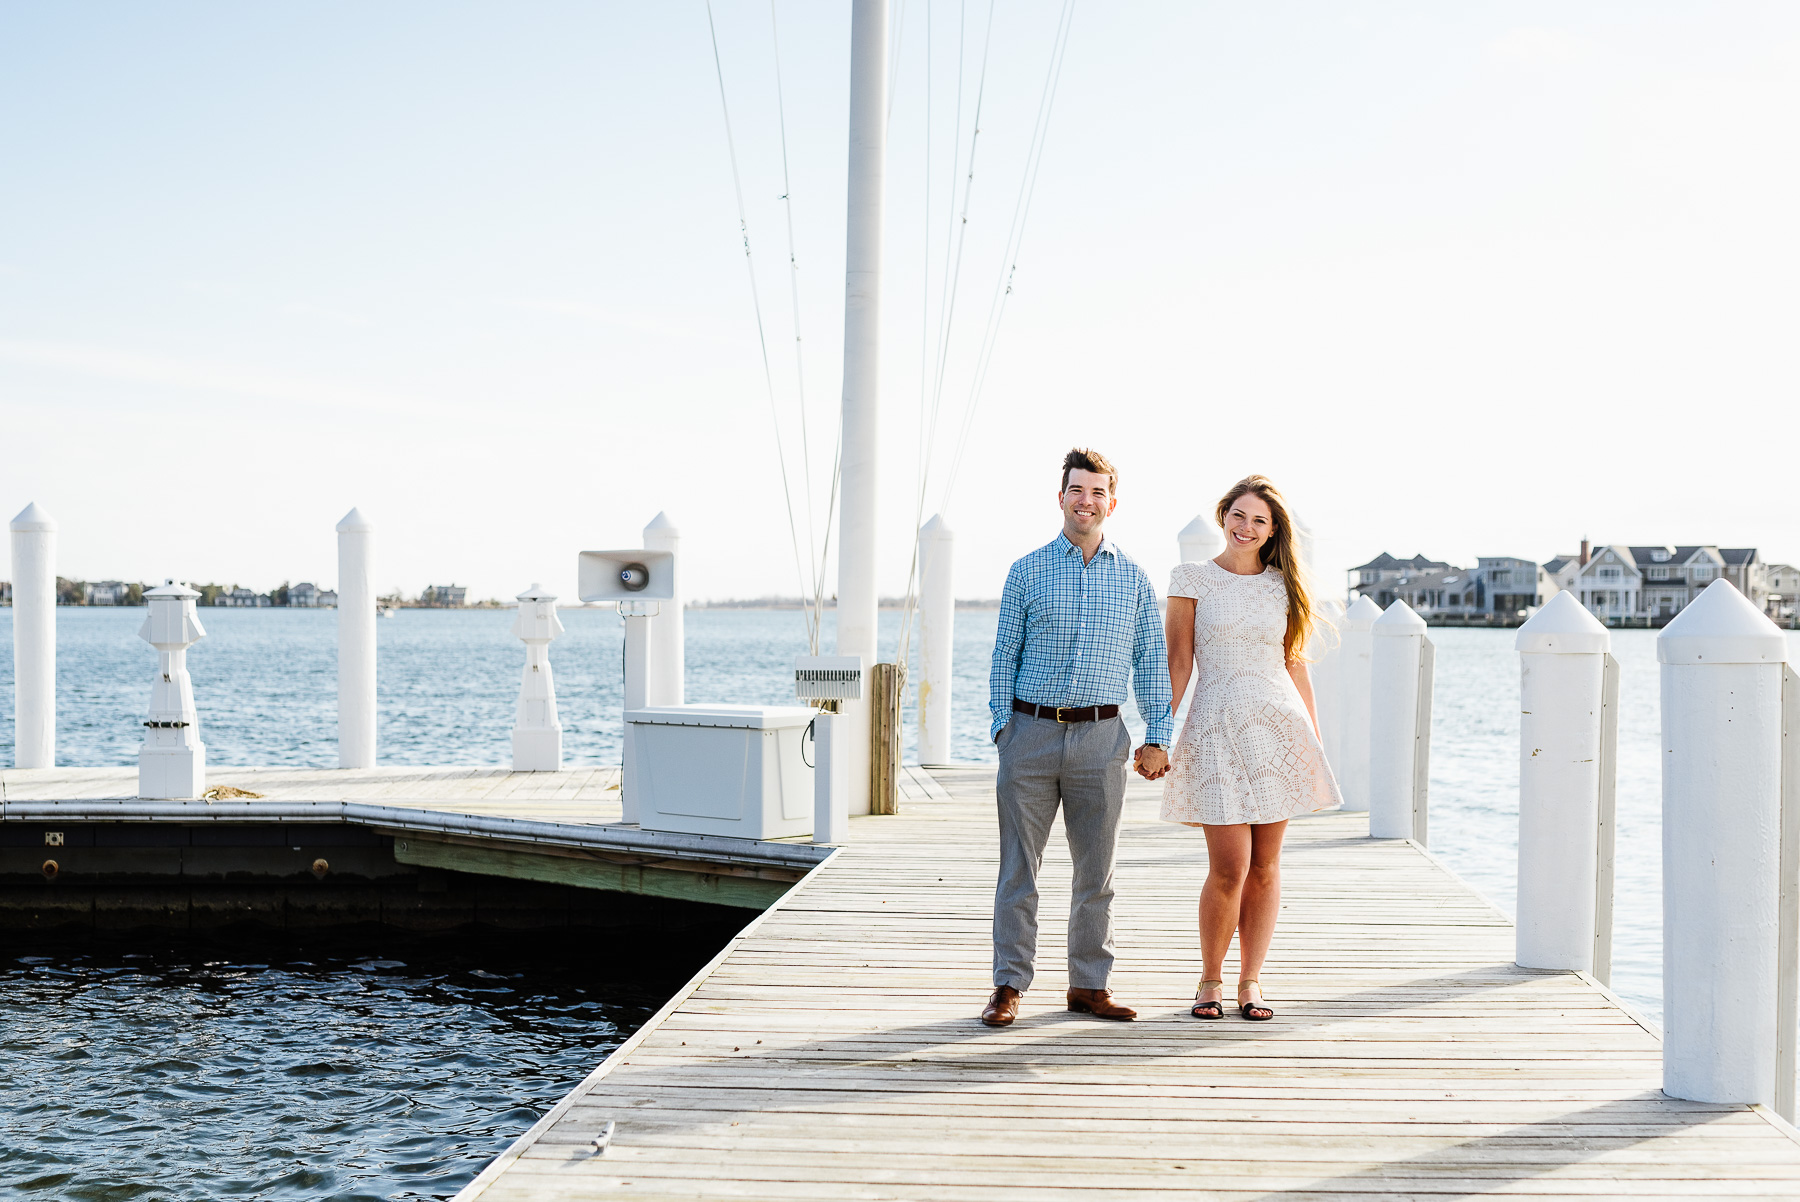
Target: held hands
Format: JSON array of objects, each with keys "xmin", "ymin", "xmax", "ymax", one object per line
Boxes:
[{"xmin": 1133, "ymin": 744, "xmax": 1169, "ymax": 780}]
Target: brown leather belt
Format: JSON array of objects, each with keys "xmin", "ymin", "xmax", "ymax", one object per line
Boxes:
[{"xmin": 1013, "ymin": 699, "xmax": 1120, "ymax": 723}]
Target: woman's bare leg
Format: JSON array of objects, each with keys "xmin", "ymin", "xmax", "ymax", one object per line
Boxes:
[
  {"xmin": 1199, "ymin": 824, "xmax": 1252, "ymax": 1003},
  {"xmin": 1236, "ymin": 820, "xmax": 1288, "ymax": 1010}
]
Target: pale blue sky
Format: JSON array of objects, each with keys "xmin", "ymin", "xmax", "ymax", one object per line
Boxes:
[{"xmin": 4, "ymin": 3, "xmax": 1797, "ymax": 615}]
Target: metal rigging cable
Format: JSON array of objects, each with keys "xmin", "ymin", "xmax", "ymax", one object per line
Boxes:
[{"xmin": 704, "ymin": 0, "xmax": 818, "ymax": 648}]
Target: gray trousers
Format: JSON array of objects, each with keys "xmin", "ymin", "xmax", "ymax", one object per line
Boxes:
[{"xmin": 992, "ymin": 712, "xmax": 1131, "ymax": 992}]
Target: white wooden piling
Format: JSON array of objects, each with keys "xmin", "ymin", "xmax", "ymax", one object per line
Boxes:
[
  {"xmin": 812, "ymin": 710, "xmax": 849, "ymax": 844},
  {"xmin": 620, "ymin": 604, "xmax": 654, "ymax": 825},
  {"xmin": 1177, "ymin": 514, "xmax": 1223, "ymax": 566},
  {"xmin": 642, "ymin": 513, "xmax": 683, "ymax": 707},
  {"xmin": 336, "ymin": 508, "xmax": 376, "ymax": 769},
  {"xmin": 8, "ymin": 502, "xmax": 56, "ymax": 768},
  {"xmin": 1659, "ymin": 579, "xmax": 1788, "ymax": 1104},
  {"xmin": 1514, "ymin": 590, "xmax": 1610, "ymax": 971},
  {"xmin": 1335, "ymin": 595, "xmax": 1381, "ymax": 812},
  {"xmin": 1369, "ymin": 600, "xmax": 1429, "ymax": 841},
  {"xmin": 1309, "ymin": 598, "xmax": 1347, "ymax": 774},
  {"xmin": 834, "ymin": 0, "xmax": 887, "ymax": 819},
  {"xmin": 510, "ymin": 584, "xmax": 565, "ymax": 772},
  {"xmin": 916, "ymin": 515, "xmax": 954, "ymax": 766},
  {"xmin": 137, "ymin": 581, "xmax": 206, "ymax": 799}
]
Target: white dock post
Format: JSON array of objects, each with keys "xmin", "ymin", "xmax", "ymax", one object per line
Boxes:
[
  {"xmin": 1310, "ymin": 598, "xmax": 1346, "ymax": 773},
  {"xmin": 917, "ymin": 515, "xmax": 954, "ymax": 766},
  {"xmin": 1369, "ymin": 600, "xmax": 1430, "ymax": 841},
  {"xmin": 510, "ymin": 584, "xmax": 565, "ymax": 772},
  {"xmin": 1177, "ymin": 514, "xmax": 1224, "ymax": 566},
  {"xmin": 813, "ymin": 710, "xmax": 849, "ymax": 844},
  {"xmin": 137, "ymin": 581, "xmax": 206, "ymax": 799},
  {"xmin": 336, "ymin": 508, "xmax": 376, "ymax": 768},
  {"xmin": 1660, "ymin": 579, "xmax": 1788, "ymax": 1104},
  {"xmin": 620, "ymin": 602, "xmax": 655, "ymax": 825},
  {"xmin": 1514, "ymin": 591, "xmax": 1611, "ymax": 971},
  {"xmin": 1335, "ymin": 596, "xmax": 1381, "ymax": 812},
  {"xmin": 9, "ymin": 502, "xmax": 56, "ymax": 769},
  {"xmin": 643, "ymin": 513, "xmax": 683, "ymax": 706},
  {"xmin": 835, "ymin": 0, "xmax": 887, "ymax": 818}
]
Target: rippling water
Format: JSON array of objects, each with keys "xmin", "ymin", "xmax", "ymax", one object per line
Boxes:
[{"xmin": 0, "ymin": 928, "xmax": 714, "ymax": 1201}]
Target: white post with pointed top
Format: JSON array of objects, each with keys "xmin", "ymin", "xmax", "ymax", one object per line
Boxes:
[
  {"xmin": 1515, "ymin": 591, "xmax": 1611, "ymax": 970},
  {"xmin": 511, "ymin": 584, "xmax": 566, "ymax": 772},
  {"xmin": 1309, "ymin": 598, "xmax": 1347, "ymax": 774},
  {"xmin": 9, "ymin": 502, "xmax": 57, "ymax": 768},
  {"xmin": 138, "ymin": 581, "xmax": 206, "ymax": 799},
  {"xmin": 1336, "ymin": 596, "xmax": 1382, "ymax": 812},
  {"xmin": 917, "ymin": 515, "xmax": 955, "ymax": 766},
  {"xmin": 1178, "ymin": 515, "xmax": 1224, "ymax": 567},
  {"xmin": 1369, "ymin": 600, "xmax": 1428, "ymax": 839},
  {"xmin": 1660, "ymin": 579, "xmax": 1788, "ymax": 1104},
  {"xmin": 643, "ymin": 513, "xmax": 683, "ymax": 707},
  {"xmin": 337, "ymin": 508, "xmax": 376, "ymax": 769}
]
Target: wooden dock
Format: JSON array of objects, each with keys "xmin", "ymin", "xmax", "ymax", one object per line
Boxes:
[{"xmin": 454, "ymin": 764, "xmax": 1800, "ymax": 1201}]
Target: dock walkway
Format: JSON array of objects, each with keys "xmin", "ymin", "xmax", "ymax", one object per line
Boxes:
[{"xmin": 458, "ymin": 765, "xmax": 1800, "ymax": 1200}]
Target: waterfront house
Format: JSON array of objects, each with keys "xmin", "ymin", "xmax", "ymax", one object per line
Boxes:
[
  {"xmin": 288, "ymin": 582, "xmax": 338, "ymax": 607},
  {"xmin": 1347, "ymin": 553, "xmax": 1453, "ymax": 606},
  {"xmin": 1762, "ymin": 563, "xmax": 1799, "ymax": 627},
  {"xmin": 1543, "ymin": 552, "xmax": 1583, "ymax": 597},
  {"xmin": 1471, "ymin": 557, "xmax": 1556, "ymax": 623},
  {"xmin": 421, "ymin": 584, "xmax": 468, "ymax": 607},
  {"xmin": 1574, "ymin": 545, "xmax": 1764, "ymax": 625},
  {"xmin": 1, "ymin": 581, "xmax": 10, "ymax": 604},
  {"xmin": 215, "ymin": 587, "xmax": 272, "ymax": 608},
  {"xmin": 83, "ymin": 580, "xmax": 131, "ymax": 606}
]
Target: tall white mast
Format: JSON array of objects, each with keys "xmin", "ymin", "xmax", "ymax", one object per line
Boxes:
[{"xmin": 836, "ymin": 0, "xmax": 887, "ymax": 815}]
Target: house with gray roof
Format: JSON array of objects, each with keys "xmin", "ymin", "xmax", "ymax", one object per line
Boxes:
[{"xmin": 1574, "ymin": 545, "xmax": 1765, "ymax": 626}]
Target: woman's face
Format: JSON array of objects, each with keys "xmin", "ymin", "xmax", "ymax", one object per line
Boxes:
[{"xmin": 1224, "ymin": 492, "xmax": 1275, "ymax": 556}]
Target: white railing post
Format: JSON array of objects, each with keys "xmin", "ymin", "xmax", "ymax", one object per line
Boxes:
[
  {"xmin": 336, "ymin": 508, "xmax": 377, "ymax": 769},
  {"xmin": 1309, "ymin": 598, "xmax": 1346, "ymax": 774},
  {"xmin": 1595, "ymin": 652, "xmax": 1621, "ymax": 985},
  {"xmin": 1514, "ymin": 591, "xmax": 1611, "ymax": 972},
  {"xmin": 643, "ymin": 513, "xmax": 683, "ymax": 706},
  {"xmin": 1660, "ymin": 579, "xmax": 1788, "ymax": 1104},
  {"xmin": 1411, "ymin": 634, "xmax": 1435, "ymax": 845},
  {"xmin": 917, "ymin": 515, "xmax": 955, "ymax": 767},
  {"xmin": 619, "ymin": 601, "xmax": 656, "ymax": 825},
  {"xmin": 813, "ymin": 710, "xmax": 850, "ymax": 845},
  {"xmin": 510, "ymin": 584, "xmax": 565, "ymax": 772},
  {"xmin": 1369, "ymin": 600, "xmax": 1427, "ymax": 840},
  {"xmin": 1335, "ymin": 596, "xmax": 1382, "ymax": 812},
  {"xmin": 8, "ymin": 502, "xmax": 56, "ymax": 769},
  {"xmin": 1177, "ymin": 514, "xmax": 1224, "ymax": 567},
  {"xmin": 1776, "ymin": 662, "xmax": 1798, "ymax": 1122},
  {"xmin": 137, "ymin": 581, "xmax": 207, "ymax": 799}
]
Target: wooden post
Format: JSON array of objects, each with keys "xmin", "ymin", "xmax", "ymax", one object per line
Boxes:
[
  {"xmin": 1594, "ymin": 652, "xmax": 1621, "ymax": 986},
  {"xmin": 868, "ymin": 661, "xmax": 903, "ymax": 815},
  {"xmin": 1411, "ymin": 636, "xmax": 1434, "ymax": 847}
]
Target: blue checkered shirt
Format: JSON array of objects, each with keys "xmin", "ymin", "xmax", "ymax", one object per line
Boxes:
[{"xmin": 988, "ymin": 532, "xmax": 1173, "ymax": 746}]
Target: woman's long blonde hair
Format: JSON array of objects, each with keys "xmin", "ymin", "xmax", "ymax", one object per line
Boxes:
[{"xmin": 1215, "ymin": 474, "xmax": 1316, "ymax": 665}]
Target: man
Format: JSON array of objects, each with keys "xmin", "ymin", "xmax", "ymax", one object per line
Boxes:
[{"xmin": 981, "ymin": 447, "xmax": 1173, "ymax": 1027}]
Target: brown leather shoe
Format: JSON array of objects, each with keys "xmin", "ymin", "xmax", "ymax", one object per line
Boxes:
[
  {"xmin": 1066, "ymin": 988, "xmax": 1136, "ymax": 1020},
  {"xmin": 981, "ymin": 985, "xmax": 1021, "ymax": 1027}
]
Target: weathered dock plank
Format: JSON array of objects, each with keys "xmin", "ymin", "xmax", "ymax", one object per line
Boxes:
[{"xmin": 455, "ymin": 766, "xmax": 1800, "ymax": 1201}]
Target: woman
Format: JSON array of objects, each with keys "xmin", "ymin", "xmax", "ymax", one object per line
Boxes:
[{"xmin": 1161, "ymin": 474, "xmax": 1341, "ymax": 1021}]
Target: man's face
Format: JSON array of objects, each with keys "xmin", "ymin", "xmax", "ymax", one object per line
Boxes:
[{"xmin": 1059, "ymin": 468, "xmax": 1117, "ymax": 540}]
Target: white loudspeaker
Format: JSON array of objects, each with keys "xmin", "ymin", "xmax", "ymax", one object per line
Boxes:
[{"xmin": 578, "ymin": 550, "xmax": 676, "ymax": 603}]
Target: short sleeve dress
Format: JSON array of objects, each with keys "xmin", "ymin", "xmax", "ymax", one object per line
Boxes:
[{"xmin": 1160, "ymin": 559, "xmax": 1342, "ymax": 826}]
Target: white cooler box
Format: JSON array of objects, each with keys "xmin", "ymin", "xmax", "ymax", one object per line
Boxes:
[{"xmin": 625, "ymin": 704, "xmax": 816, "ymax": 839}]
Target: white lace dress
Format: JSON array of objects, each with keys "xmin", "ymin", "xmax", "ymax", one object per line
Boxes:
[{"xmin": 1160, "ymin": 559, "xmax": 1342, "ymax": 825}]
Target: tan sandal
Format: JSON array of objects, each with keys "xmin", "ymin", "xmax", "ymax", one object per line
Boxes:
[
  {"xmin": 1191, "ymin": 979, "xmax": 1225, "ymax": 1020},
  {"xmin": 1238, "ymin": 979, "xmax": 1273, "ymax": 1021}
]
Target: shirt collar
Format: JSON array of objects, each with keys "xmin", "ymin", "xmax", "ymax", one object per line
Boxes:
[{"xmin": 1055, "ymin": 531, "xmax": 1117, "ymax": 561}]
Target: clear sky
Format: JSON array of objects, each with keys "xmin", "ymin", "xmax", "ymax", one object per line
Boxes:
[{"xmin": 4, "ymin": 3, "xmax": 1796, "ymax": 627}]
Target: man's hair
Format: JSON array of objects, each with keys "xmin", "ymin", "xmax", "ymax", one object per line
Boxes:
[{"xmin": 1061, "ymin": 447, "xmax": 1117, "ymax": 494}]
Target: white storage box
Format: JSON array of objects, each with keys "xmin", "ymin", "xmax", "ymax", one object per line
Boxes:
[{"xmin": 625, "ymin": 704, "xmax": 817, "ymax": 839}]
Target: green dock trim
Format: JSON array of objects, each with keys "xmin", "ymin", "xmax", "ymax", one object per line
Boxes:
[{"xmin": 392, "ymin": 836, "xmax": 793, "ymax": 911}]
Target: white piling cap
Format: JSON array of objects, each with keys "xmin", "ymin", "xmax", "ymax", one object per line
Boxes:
[
  {"xmin": 1515, "ymin": 589, "xmax": 1609, "ymax": 655},
  {"xmin": 1342, "ymin": 595, "xmax": 1383, "ymax": 628},
  {"xmin": 1371, "ymin": 598, "xmax": 1426, "ymax": 635},
  {"xmin": 143, "ymin": 579, "xmax": 201, "ymax": 600},
  {"xmin": 336, "ymin": 507, "xmax": 374, "ymax": 534},
  {"xmin": 643, "ymin": 511, "xmax": 679, "ymax": 535},
  {"xmin": 10, "ymin": 501, "xmax": 56, "ymax": 533},
  {"xmin": 1178, "ymin": 515, "xmax": 1224, "ymax": 557},
  {"xmin": 516, "ymin": 582, "xmax": 556, "ymax": 602},
  {"xmin": 1657, "ymin": 579, "xmax": 1788, "ymax": 665},
  {"xmin": 920, "ymin": 513, "xmax": 953, "ymax": 539}
]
